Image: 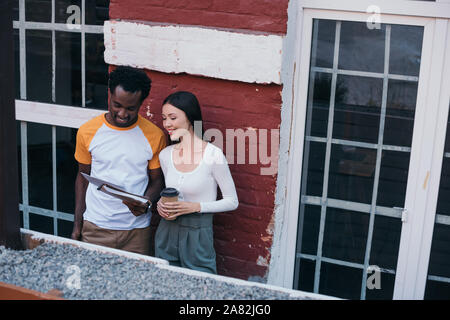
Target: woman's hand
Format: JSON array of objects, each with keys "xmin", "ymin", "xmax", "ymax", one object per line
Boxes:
[
  {"xmin": 157, "ymin": 200, "xmax": 201, "ymax": 220},
  {"xmin": 157, "ymin": 199, "xmax": 177, "ymax": 220}
]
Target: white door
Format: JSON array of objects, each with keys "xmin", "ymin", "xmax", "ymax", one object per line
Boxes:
[{"xmin": 286, "ymin": 8, "xmax": 450, "ymax": 299}]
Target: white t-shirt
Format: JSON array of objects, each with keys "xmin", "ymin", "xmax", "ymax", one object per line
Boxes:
[
  {"xmin": 75, "ymin": 114, "xmax": 166, "ymax": 230},
  {"xmin": 159, "ymin": 143, "xmax": 239, "ymax": 213}
]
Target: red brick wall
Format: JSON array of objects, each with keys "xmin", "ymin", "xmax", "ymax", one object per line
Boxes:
[
  {"xmin": 110, "ymin": 0, "xmax": 289, "ymax": 34},
  {"xmin": 140, "ymin": 70, "xmax": 281, "ymax": 280},
  {"xmin": 109, "ymin": 0, "xmax": 288, "ymax": 281}
]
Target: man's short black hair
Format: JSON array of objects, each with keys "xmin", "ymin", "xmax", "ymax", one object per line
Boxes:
[{"xmin": 108, "ymin": 66, "xmax": 151, "ymax": 102}]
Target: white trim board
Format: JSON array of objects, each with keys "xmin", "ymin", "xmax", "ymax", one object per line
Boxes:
[
  {"xmin": 299, "ymin": 0, "xmax": 450, "ymax": 19},
  {"xmin": 393, "ymin": 18, "xmax": 450, "ymax": 300},
  {"xmin": 103, "ymin": 20, "xmax": 284, "ymax": 85},
  {"xmin": 15, "ymin": 100, "xmax": 105, "ymax": 128},
  {"xmin": 21, "ymin": 228, "xmax": 169, "ymax": 265}
]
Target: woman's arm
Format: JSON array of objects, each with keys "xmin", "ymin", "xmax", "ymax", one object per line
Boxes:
[
  {"xmin": 198, "ymin": 151, "xmax": 239, "ymax": 213},
  {"xmin": 158, "ymin": 148, "xmax": 238, "ymax": 218}
]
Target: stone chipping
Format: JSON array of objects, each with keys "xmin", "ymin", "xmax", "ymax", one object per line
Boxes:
[{"xmin": 0, "ymin": 243, "xmax": 312, "ymax": 300}]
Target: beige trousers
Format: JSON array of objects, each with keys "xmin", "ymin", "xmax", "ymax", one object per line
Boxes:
[{"xmin": 81, "ymin": 220, "xmax": 150, "ymax": 256}]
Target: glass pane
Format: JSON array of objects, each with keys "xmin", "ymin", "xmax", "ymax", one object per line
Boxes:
[
  {"xmin": 307, "ymin": 72, "xmax": 331, "ymax": 138},
  {"xmin": 319, "ymin": 263, "xmax": 362, "ymax": 300},
  {"xmin": 437, "ymin": 113, "xmax": 450, "ymax": 215},
  {"xmin": 365, "ymin": 272, "xmax": 395, "ymax": 300},
  {"xmin": 29, "ymin": 213, "xmax": 53, "ymax": 234},
  {"xmin": 303, "ymin": 142, "xmax": 326, "ymax": 197},
  {"xmin": 311, "ymin": 19, "xmax": 336, "ymax": 69},
  {"xmin": 27, "ymin": 123, "xmax": 52, "ymax": 210},
  {"xmin": 370, "ymin": 215, "xmax": 402, "ymax": 270},
  {"xmin": 426, "ymin": 104, "xmax": 450, "ymax": 300},
  {"xmin": 25, "ymin": 0, "xmax": 51, "ymax": 22},
  {"xmin": 436, "ymin": 158, "xmax": 450, "ymax": 216},
  {"xmin": 16, "ymin": 121, "xmax": 23, "ymax": 204},
  {"xmin": 389, "ymin": 25, "xmax": 423, "ymax": 77},
  {"xmin": 445, "ymin": 114, "xmax": 450, "ymax": 153},
  {"xmin": 13, "ymin": 0, "xmax": 19, "ymax": 21},
  {"xmin": 425, "ymin": 280, "xmax": 450, "ymax": 300},
  {"xmin": 297, "ymin": 258, "xmax": 316, "ymax": 292},
  {"xmin": 322, "ymin": 208, "xmax": 369, "ymax": 264},
  {"xmin": 85, "ymin": 33, "xmax": 108, "ymax": 109},
  {"xmin": 338, "ymin": 22, "xmax": 386, "ymax": 73},
  {"xmin": 56, "ymin": 127, "xmax": 77, "ymax": 213},
  {"xmin": 14, "ymin": 29, "xmax": 20, "ymax": 99},
  {"xmin": 85, "ymin": 0, "xmax": 110, "ymax": 25},
  {"xmin": 427, "ymin": 223, "xmax": 450, "ymax": 278},
  {"xmin": 328, "ymin": 145, "xmax": 376, "ymax": 204},
  {"xmin": 55, "ymin": 32, "xmax": 82, "ymax": 106},
  {"xmin": 377, "ymin": 151, "xmax": 411, "ymax": 208},
  {"xmin": 56, "ymin": 0, "xmax": 81, "ymax": 24},
  {"xmin": 19, "ymin": 211, "xmax": 24, "ymax": 228},
  {"xmin": 57, "ymin": 219, "xmax": 74, "ymax": 238},
  {"xmin": 299, "ymin": 205, "xmax": 321, "ymax": 255},
  {"xmin": 26, "ymin": 30, "xmax": 52, "ymax": 103},
  {"xmin": 383, "ymin": 80, "xmax": 418, "ymax": 147},
  {"xmin": 333, "ymin": 75, "xmax": 383, "ymax": 144}
]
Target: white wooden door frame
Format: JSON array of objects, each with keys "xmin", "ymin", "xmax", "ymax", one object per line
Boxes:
[
  {"xmin": 276, "ymin": 3, "xmax": 450, "ymax": 299},
  {"xmin": 393, "ymin": 19, "xmax": 450, "ymax": 300}
]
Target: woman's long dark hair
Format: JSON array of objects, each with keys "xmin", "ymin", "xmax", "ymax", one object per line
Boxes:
[{"xmin": 163, "ymin": 91, "xmax": 205, "ymax": 143}]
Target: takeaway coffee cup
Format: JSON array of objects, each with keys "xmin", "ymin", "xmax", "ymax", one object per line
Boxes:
[{"xmin": 160, "ymin": 187, "xmax": 179, "ymax": 203}]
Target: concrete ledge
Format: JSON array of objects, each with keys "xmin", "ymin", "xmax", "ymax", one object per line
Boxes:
[
  {"xmin": 20, "ymin": 228, "xmax": 169, "ymax": 266},
  {"xmin": 19, "ymin": 229, "xmax": 338, "ymax": 300}
]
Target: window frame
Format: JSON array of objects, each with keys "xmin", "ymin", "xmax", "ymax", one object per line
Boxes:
[{"xmin": 14, "ymin": 0, "xmax": 107, "ymax": 236}]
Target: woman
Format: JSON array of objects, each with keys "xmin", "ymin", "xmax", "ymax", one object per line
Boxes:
[{"xmin": 155, "ymin": 91, "xmax": 239, "ymax": 274}]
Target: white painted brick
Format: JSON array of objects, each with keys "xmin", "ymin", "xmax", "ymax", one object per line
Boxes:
[{"xmin": 104, "ymin": 21, "xmax": 283, "ymax": 84}]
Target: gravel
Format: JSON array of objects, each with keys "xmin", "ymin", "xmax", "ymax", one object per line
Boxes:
[{"xmin": 0, "ymin": 243, "xmax": 305, "ymax": 300}]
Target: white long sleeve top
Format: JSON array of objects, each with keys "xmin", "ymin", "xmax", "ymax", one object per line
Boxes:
[{"xmin": 159, "ymin": 143, "xmax": 239, "ymax": 213}]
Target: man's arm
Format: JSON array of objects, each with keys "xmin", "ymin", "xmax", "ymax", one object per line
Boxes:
[
  {"xmin": 123, "ymin": 167, "xmax": 164, "ymax": 216},
  {"xmin": 71, "ymin": 163, "xmax": 91, "ymax": 240},
  {"xmin": 145, "ymin": 167, "xmax": 164, "ymax": 205}
]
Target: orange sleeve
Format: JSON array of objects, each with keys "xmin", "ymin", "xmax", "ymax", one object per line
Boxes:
[
  {"xmin": 74, "ymin": 114, "xmax": 104, "ymax": 164},
  {"xmin": 74, "ymin": 128, "xmax": 91, "ymax": 165}
]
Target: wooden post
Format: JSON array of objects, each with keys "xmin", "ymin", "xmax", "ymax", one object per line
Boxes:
[{"xmin": 0, "ymin": 0, "xmax": 22, "ymax": 250}]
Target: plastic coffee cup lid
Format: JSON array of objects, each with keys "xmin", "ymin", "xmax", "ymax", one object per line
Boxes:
[{"xmin": 160, "ymin": 188, "xmax": 179, "ymax": 197}]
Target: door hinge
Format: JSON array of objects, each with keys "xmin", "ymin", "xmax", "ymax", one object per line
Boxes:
[{"xmin": 394, "ymin": 207, "xmax": 408, "ymax": 223}]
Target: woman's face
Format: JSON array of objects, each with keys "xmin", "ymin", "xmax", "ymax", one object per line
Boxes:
[{"xmin": 162, "ymin": 103, "xmax": 192, "ymax": 141}]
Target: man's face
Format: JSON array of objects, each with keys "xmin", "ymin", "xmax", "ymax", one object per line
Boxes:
[{"xmin": 108, "ymin": 85, "xmax": 143, "ymax": 127}]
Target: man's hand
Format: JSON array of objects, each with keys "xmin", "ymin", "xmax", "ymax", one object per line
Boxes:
[
  {"xmin": 71, "ymin": 223, "xmax": 82, "ymax": 241},
  {"xmin": 123, "ymin": 200, "xmax": 150, "ymax": 217},
  {"xmin": 72, "ymin": 163, "xmax": 90, "ymax": 241}
]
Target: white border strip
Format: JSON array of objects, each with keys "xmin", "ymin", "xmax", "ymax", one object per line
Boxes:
[
  {"xmin": 103, "ymin": 21, "xmax": 284, "ymax": 84},
  {"xmin": 20, "ymin": 228, "xmax": 169, "ymax": 265},
  {"xmin": 299, "ymin": 0, "xmax": 450, "ymax": 19},
  {"xmin": 15, "ymin": 100, "xmax": 105, "ymax": 128},
  {"xmin": 21, "ymin": 229, "xmax": 337, "ymax": 300}
]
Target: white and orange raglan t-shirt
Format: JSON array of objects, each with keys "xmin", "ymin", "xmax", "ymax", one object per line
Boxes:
[{"xmin": 75, "ymin": 113, "xmax": 166, "ymax": 230}]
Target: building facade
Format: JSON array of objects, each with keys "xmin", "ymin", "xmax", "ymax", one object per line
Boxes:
[{"xmin": 13, "ymin": 0, "xmax": 450, "ymax": 300}]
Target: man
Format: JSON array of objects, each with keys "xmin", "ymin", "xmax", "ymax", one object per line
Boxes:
[{"xmin": 71, "ymin": 66, "xmax": 166, "ymax": 256}]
